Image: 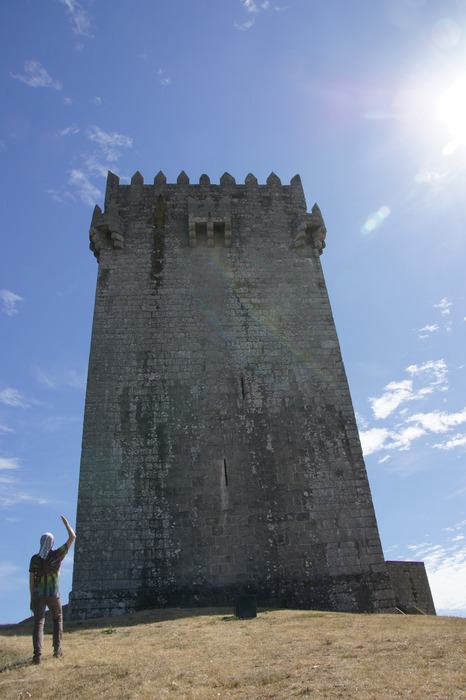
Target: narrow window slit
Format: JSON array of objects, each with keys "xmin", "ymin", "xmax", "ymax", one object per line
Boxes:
[
  {"xmin": 240, "ymin": 377, "xmax": 245, "ymax": 400},
  {"xmin": 223, "ymin": 459, "xmax": 228, "ymax": 486}
]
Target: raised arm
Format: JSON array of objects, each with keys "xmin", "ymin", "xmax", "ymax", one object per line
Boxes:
[{"xmin": 60, "ymin": 514, "xmax": 76, "ymax": 550}]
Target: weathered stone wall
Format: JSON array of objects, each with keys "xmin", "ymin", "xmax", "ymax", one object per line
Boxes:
[
  {"xmin": 70, "ymin": 170, "xmax": 396, "ymax": 619},
  {"xmin": 386, "ymin": 561, "xmax": 436, "ymax": 615}
]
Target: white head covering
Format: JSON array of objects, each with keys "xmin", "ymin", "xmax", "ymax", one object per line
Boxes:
[{"xmin": 39, "ymin": 532, "xmax": 54, "ymax": 559}]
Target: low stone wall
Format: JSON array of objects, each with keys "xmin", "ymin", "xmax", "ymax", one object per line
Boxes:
[{"xmin": 386, "ymin": 561, "xmax": 436, "ymax": 615}]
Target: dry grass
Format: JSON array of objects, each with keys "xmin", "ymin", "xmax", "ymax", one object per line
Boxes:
[{"xmin": 1, "ymin": 608, "xmax": 465, "ymax": 699}]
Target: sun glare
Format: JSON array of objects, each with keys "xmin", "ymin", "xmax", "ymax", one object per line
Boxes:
[{"xmin": 437, "ymin": 75, "xmax": 466, "ymax": 145}]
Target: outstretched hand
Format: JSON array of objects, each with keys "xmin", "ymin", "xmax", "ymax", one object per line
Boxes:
[{"xmin": 60, "ymin": 514, "xmax": 76, "ymax": 548}]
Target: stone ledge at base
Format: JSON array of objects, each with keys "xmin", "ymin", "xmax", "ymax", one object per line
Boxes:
[{"xmin": 68, "ymin": 571, "xmax": 396, "ymax": 621}]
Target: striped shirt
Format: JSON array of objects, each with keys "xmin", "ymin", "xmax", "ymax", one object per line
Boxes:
[{"xmin": 29, "ymin": 544, "xmax": 68, "ymax": 598}]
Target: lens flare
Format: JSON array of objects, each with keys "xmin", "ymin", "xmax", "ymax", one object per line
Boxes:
[
  {"xmin": 361, "ymin": 206, "xmax": 390, "ymax": 235},
  {"xmin": 431, "ymin": 18, "xmax": 461, "ymax": 49},
  {"xmin": 438, "ymin": 75, "xmax": 466, "ymax": 144}
]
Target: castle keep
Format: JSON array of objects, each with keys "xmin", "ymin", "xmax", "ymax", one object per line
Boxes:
[{"xmin": 70, "ymin": 170, "xmax": 399, "ymax": 618}]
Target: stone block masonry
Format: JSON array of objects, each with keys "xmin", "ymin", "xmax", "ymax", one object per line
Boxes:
[
  {"xmin": 70, "ymin": 170, "xmax": 399, "ymax": 619},
  {"xmin": 386, "ymin": 561, "xmax": 436, "ymax": 615}
]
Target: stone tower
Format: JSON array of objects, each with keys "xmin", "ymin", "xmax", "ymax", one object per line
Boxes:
[{"xmin": 70, "ymin": 170, "xmax": 397, "ymax": 619}]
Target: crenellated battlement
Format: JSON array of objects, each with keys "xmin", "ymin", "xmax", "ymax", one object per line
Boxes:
[
  {"xmin": 89, "ymin": 170, "xmax": 326, "ymax": 259},
  {"xmin": 103, "ymin": 170, "xmax": 308, "ymax": 209},
  {"xmin": 106, "ymin": 169, "xmax": 305, "ymax": 189}
]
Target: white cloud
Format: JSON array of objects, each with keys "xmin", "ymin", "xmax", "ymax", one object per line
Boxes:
[
  {"xmin": 361, "ymin": 424, "xmax": 428, "ymax": 456},
  {"xmin": 158, "ymin": 69, "xmax": 171, "ymax": 86},
  {"xmin": 415, "ymin": 324, "xmax": 439, "ymax": 339},
  {"xmin": 68, "ymin": 169, "xmax": 102, "ymax": 206},
  {"xmin": 369, "ymin": 360, "xmax": 448, "ymax": 420},
  {"xmin": 0, "ymin": 289, "xmax": 23, "ymax": 316},
  {"xmin": 241, "ymin": 0, "xmax": 270, "ymax": 12},
  {"xmin": 50, "ymin": 125, "xmax": 133, "ymax": 207},
  {"xmin": 0, "ymin": 424, "xmax": 13, "ymax": 434},
  {"xmin": 235, "ymin": 0, "xmax": 272, "ymax": 29},
  {"xmin": 45, "ymin": 188, "xmax": 75, "ymax": 204},
  {"xmin": 407, "ymin": 407, "xmax": 466, "ymax": 434},
  {"xmin": 359, "ymin": 427, "xmax": 390, "ymax": 455},
  {"xmin": 85, "ymin": 126, "xmax": 133, "ymax": 173},
  {"xmin": 0, "ymin": 457, "xmax": 20, "ymax": 470},
  {"xmin": 406, "ymin": 359, "xmax": 448, "ymax": 386},
  {"xmin": 10, "ymin": 60, "xmax": 62, "ymax": 90},
  {"xmin": 0, "ymin": 487, "xmax": 48, "ymax": 509},
  {"xmin": 235, "ymin": 19, "xmax": 255, "ymax": 30},
  {"xmin": 384, "ymin": 425, "xmax": 427, "ymax": 452},
  {"xmin": 58, "ymin": 0, "xmax": 92, "ymax": 38},
  {"xmin": 361, "ymin": 407, "xmax": 466, "ymax": 456},
  {"xmin": 433, "ymin": 433, "xmax": 466, "ymax": 450},
  {"xmin": 0, "ymin": 388, "xmax": 29, "ymax": 408},
  {"xmin": 370, "ymin": 379, "xmax": 415, "ymax": 419},
  {"xmin": 83, "ymin": 153, "xmax": 110, "ymax": 177},
  {"xmin": 87, "ymin": 125, "xmax": 133, "ymax": 153},
  {"xmin": 59, "ymin": 124, "xmax": 80, "ymax": 136},
  {"xmin": 0, "ymin": 458, "xmax": 48, "ymax": 509},
  {"xmin": 434, "ymin": 298, "xmax": 452, "ymax": 316},
  {"xmin": 407, "ymin": 531, "xmax": 466, "ymax": 614}
]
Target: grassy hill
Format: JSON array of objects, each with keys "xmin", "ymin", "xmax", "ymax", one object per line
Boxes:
[{"xmin": 1, "ymin": 608, "xmax": 465, "ymax": 699}]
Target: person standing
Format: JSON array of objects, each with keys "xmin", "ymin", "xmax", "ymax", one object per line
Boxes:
[{"xmin": 29, "ymin": 514, "xmax": 76, "ymax": 664}]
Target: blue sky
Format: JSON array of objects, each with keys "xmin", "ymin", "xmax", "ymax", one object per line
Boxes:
[{"xmin": 1, "ymin": 0, "xmax": 465, "ymax": 623}]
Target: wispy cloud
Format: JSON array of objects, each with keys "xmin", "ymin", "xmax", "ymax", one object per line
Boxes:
[
  {"xmin": 86, "ymin": 125, "xmax": 133, "ymax": 159},
  {"xmin": 0, "ymin": 457, "xmax": 48, "ymax": 509},
  {"xmin": 241, "ymin": 0, "xmax": 270, "ymax": 12},
  {"xmin": 58, "ymin": 0, "xmax": 92, "ymax": 38},
  {"xmin": 45, "ymin": 188, "xmax": 75, "ymax": 204},
  {"xmin": 415, "ymin": 298, "xmax": 456, "ymax": 340},
  {"xmin": 415, "ymin": 324, "xmax": 439, "ymax": 339},
  {"xmin": 38, "ymin": 415, "xmax": 82, "ymax": 434},
  {"xmin": 406, "ymin": 523, "xmax": 466, "ymax": 614},
  {"xmin": 48, "ymin": 124, "xmax": 133, "ymax": 206},
  {"xmin": 433, "ymin": 433, "xmax": 466, "ymax": 450},
  {"xmin": 0, "ymin": 484, "xmax": 48, "ymax": 509},
  {"xmin": 235, "ymin": 0, "xmax": 274, "ymax": 30},
  {"xmin": 406, "ymin": 359, "xmax": 448, "ymax": 386},
  {"xmin": 10, "ymin": 60, "xmax": 62, "ymax": 90},
  {"xmin": 158, "ymin": 68, "xmax": 171, "ymax": 86},
  {"xmin": 34, "ymin": 366, "xmax": 86, "ymax": 391},
  {"xmin": 0, "ymin": 424, "xmax": 13, "ymax": 434},
  {"xmin": 58, "ymin": 124, "xmax": 80, "ymax": 137},
  {"xmin": 0, "ymin": 289, "xmax": 23, "ymax": 316},
  {"xmin": 0, "ymin": 457, "xmax": 20, "ymax": 471},
  {"xmin": 68, "ymin": 169, "xmax": 102, "ymax": 206},
  {"xmin": 434, "ymin": 298, "xmax": 452, "ymax": 316},
  {"xmin": 0, "ymin": 388, "xmax": 29, "ymax": 409}
]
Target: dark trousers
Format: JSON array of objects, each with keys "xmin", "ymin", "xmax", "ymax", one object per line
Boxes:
[{"xmin": 31, "ymin": 595, "xmax": 63, "ymax": 658}]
